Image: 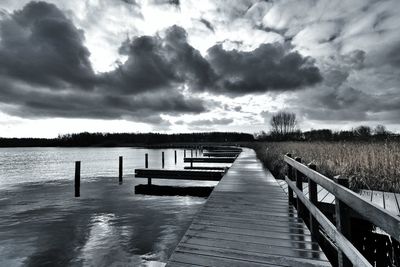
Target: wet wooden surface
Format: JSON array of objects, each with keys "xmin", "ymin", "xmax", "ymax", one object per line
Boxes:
[{"xmin": 167, "ymin": 148, "xmax": 331, "ymax": 267}]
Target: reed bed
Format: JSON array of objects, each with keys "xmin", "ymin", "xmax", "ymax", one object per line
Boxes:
[{"xmin": 251, "ymin": 141, "xmax": 400, "ymax": 193}]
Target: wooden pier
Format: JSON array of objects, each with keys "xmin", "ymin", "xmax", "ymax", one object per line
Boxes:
[{"xmin": 167, "ymin": 148, "xmax": 331, "ymax": 266}]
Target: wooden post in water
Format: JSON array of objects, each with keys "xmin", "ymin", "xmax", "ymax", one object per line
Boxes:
[
  {"xmin": 162, "ymin": 152, "xmax": 165, "ymax": 169},
  {"xmin": 174, "ymin": 150, "xmax": 177, "ymax": 164},
  {"xmin": 295, "ymin": 157, "xmax": 304, "ymax": 218},
  {"xmin": 75, "ymin": 161, "xmax": 80, "ymax": 197},
  {"xmin": 195, "ymin": 147, "xmax": 198, "ymax": 157},
  {"xmin": 190, "ymin": 149, "xmax": 193, "ymax": 167},
  {"xmin": 145, "ymin": 153, "xmax": 151, "ymax": 185},
  {"xmin": 334, "ymin": 175, "xmax": 351, "ymax": 267},
  {"xmin": 308, "ymin": 163, "xmax": 319, "ymax": 241},
  {"xmin": 119, "ymin": 156, "xmax": 123, "ymax": 184},
  {"xmin": 286, "ymin": 153, "xmax": 294, "ymax": 204}
]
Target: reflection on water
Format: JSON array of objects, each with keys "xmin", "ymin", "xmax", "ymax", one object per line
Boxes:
[{"xmin": 0, "ymin": 148, "xmax": 219, "ymax": 266}]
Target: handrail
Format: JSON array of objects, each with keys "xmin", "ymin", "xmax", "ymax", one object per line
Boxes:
[
  {"xmin": 286, "ymin": 177, "xmax": 372, "ymax": 267},
  {"xmin": 284, "ymin": 155, "xmax": 400, "ymax": 242}
]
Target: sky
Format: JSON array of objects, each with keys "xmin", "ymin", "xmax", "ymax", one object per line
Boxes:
[{"xmin": 0, "ymin": 0, "xmax": 399, "ymax": 137}]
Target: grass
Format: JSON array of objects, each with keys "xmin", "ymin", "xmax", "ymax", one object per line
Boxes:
[{"xmin": 250, "ymin": 141, "xmax": 400, "ymax": 193}]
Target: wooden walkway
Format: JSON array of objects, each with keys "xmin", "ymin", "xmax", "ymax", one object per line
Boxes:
[{"xmin": 167, "ymin": 148, "xmax": 331, "ymax": 267}]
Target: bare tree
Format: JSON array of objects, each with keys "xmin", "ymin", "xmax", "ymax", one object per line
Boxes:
[{"xmin": 270, "ymin": 111, "xmax": 297, "ymax": 137}]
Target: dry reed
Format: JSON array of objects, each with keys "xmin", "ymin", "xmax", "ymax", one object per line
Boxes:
[{"xmin": 251, "ymin": 141, "xmax": 400, "ymax": 193}]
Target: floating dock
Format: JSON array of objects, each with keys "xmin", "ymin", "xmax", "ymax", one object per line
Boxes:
[
  {"xmin": 135, "ymin": 169, "xmax": 225, "ymax": 181},
  {"xmin": 203, "ymin": 152, "xmax": 240, "ymax": 157},
  {"xmin": 184, "ymin": 157, "xmax": 236, "ymax": 163},
  {"xmin": 166, "ymin": 148, "xmax": 331, "ymax": 266}
]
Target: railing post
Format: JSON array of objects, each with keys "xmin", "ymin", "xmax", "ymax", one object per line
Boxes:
[
  {"xmin": 75, "ymin": 161, "xmax": 80, "ymax": 197},
  {"xmin": 286, "ymin": 153, "xmax": 294, "ymax": 204},
  {"xmin": 334, "ymin": 175, "xmax": 351, "ymax": 267},
  {"xmin": 295, "ymin": 157, "xmax": 304, "ymax": 218},
  {"xmin": 308, "ymin": 163, "xmax": 319, "ymax": 241},
  {"xmin": 119, "ymin": 156, "xmax": 123, "ymax": 184},
  {"xmin": 162, "ymin": 152, "xmax": 165, "ymax": 169},
  {"xmin": 174, "ymin": 150, "xmax": 177, "ymax": 164}
]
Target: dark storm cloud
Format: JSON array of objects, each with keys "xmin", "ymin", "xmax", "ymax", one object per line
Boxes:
[
  {"xmin": 0, "ymin": 2, "xmax": 206, "ymax": 122},
  {"xmin": 206, "ymin": 42, "xmax": 322, "ymax": 95},
  {"xmin": 101, "ymin": 25, "xmax": 216, "ymax": 93},
  {"xmin": 0, "ymin": 1, "xmax": 96, "ymax": 89}
]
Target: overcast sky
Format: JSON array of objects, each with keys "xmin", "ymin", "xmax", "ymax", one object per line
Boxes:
[{"xmin": 0, "ymin": 0, "xmax": 399, "ymax": 137}]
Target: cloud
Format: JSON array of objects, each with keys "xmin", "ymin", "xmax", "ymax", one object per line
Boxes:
[
  {"xmin": 205, "ymin": 42, "xmax": 322, "ymax": 95},
  {"xmin": 0, "ymin": 2, "xmax": 206, "ymax": 123},
  {"xmin": 101, "ymin": 25, "xmax": 216, "ymax": 93},
  {"xmin": 0, "ymin": 1, "xmax": 96, "ymax": 89},
  {"xmin": 175, "ymin": 117, "xmax": 234, "ymax": 127},
  {"xmin": 199, "ymin": 18, "xmax": 214, "ymax": 32}
]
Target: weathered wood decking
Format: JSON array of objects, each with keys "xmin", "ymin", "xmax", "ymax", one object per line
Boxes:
[{"xmin": 167, "ymin": 148, "xmax": 331, "ymax": 266}]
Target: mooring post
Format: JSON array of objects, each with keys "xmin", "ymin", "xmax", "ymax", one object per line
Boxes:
[
  {"xmin": 295, "ymin": 157, "xmax": 304, "ymax": 218},
  {"xmin": 184, "ymin": 150, "xmax": 186, "ymax": 158},
  {"xmin": 334, "ymin": 175, "xmax": 351, "ymax": 267},
  {"xmin": 174, "ymin": 150, "xmax": 177, "ymax": 164},
  {"xmin": 162, "ymin": 152, "xmax": 165, "ymax": 169},
  {"xmin": 145, "ymin": 153, "xmax": 151, "ymax": 185},
  {"xmin": 75, "ymin": 161, "xmax": 81, "ymax": 197},
  {"xmin": 195, "ymin": 147, "xmax": 198, "ymax": 157},
  {"xmin": 119, "ymin": 156, "xmax": 123, "ymax": 184},
  {"xmin": 308, "ymin": 163, "xmax": 319, "ymax": 241},
  {"xmin": 286, "ymin": 153, "xmax": 294, "ymax": 204},
  {"xmin": 190, "ymin": 149, "xmax": 193, "ymax": 167}
]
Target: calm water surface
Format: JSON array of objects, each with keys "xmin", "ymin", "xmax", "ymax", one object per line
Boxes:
[{"xmin": 0, "ymin": 147, "xmax": 223, "ymax": 266}]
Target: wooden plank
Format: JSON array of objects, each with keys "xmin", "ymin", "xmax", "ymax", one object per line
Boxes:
[
  {"xmin": 359, "ymin": 190, "xmax": 372, "ymax": 202},
  {"xmin": 203, "ymin": 152, "xmax": 240, "ymax": 157},
  {"xmin": 383, "ymin": 192, "xmax": 400, "ymax": 215},
  {"xmin": 371, "ymin": 190, "xmax": 385, "ymax": 209},
  {"xmin": 184, "ymin": 166, "xmax": 228, "ymax": 170},
  {"xmin": 284, "ymin": 155, "xmax": 400, "ymax": 242},
  {"xmin": 184, "ymin": 157, "xmax": 236, "ymax": 163}
]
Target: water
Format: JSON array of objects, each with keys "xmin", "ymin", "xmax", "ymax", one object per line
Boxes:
[{"xmin": 0, "ymin": 147, "xmax": 223, "ymax": 266}]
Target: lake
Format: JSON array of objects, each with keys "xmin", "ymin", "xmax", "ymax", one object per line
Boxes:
[{"xmin": 0, "ymin": 147, "xmax": 223, "ymax": 266}]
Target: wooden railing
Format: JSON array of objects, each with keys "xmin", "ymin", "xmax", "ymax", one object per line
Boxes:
[{"xmin": 284, "ymin": 154, "xmax": 400, "ymax": 267}]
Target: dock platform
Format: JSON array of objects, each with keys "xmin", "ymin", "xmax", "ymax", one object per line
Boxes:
[
  {"xmin": 167, "ymin": 148, "xmax": 331, "ymax": 266},
  {"xmin": 135, "ymin": 169, "xmax": 225, "ymax": 181},
  {"xmin": 184, "ymin": 157, "xmax": 236, "ymax": 163}
]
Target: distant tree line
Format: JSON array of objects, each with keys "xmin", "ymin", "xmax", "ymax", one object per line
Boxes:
[
  {"xmin": 0, "ymin": 132, "xmax": 254, "ymax": 147},
  {"xmin": 256, "ymin": 111, "xmax": 397, "ymax": 142}
]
